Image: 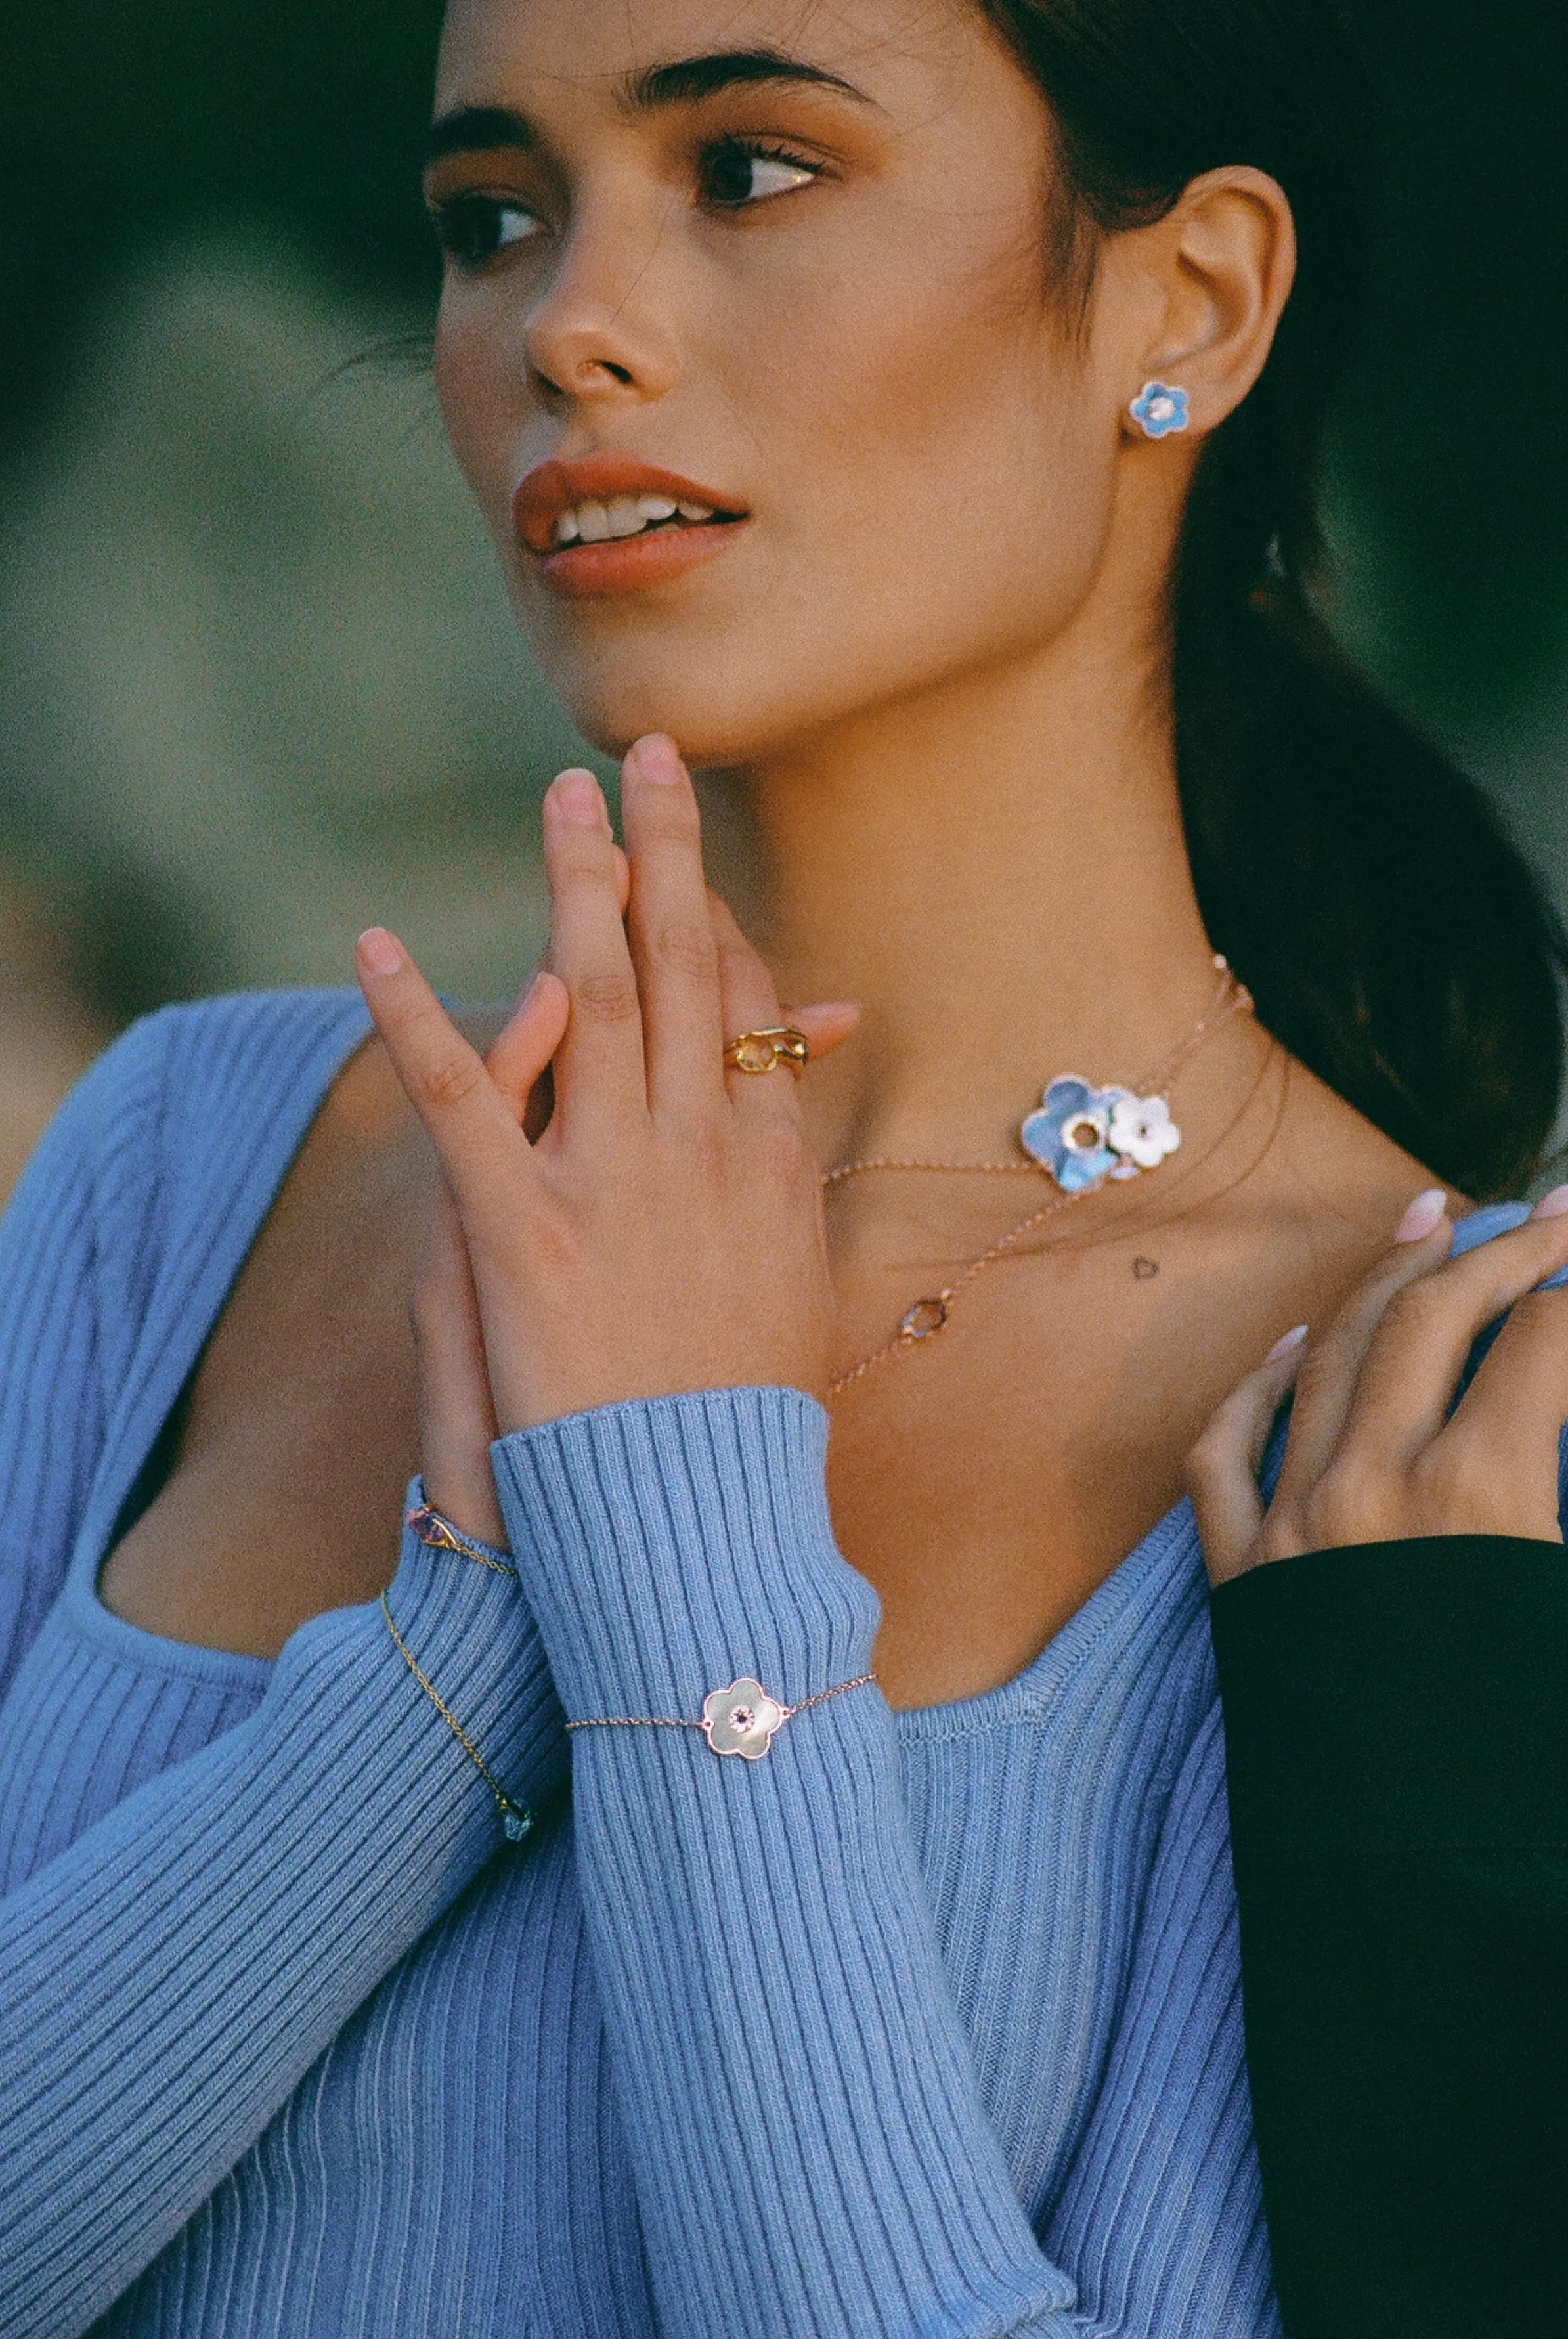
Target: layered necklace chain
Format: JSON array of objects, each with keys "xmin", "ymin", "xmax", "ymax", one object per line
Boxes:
[{"xmin": 820, "ymin": 958, "xmax": 1253, "ymax": 1397}]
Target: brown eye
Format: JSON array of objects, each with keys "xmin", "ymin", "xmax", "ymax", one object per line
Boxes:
[
  {"xmin": 431, "ymin": 196, "xmax": 543, "ymax": 269},
  {"xmin": 697, "ymin": 140, "xmax": 819, "ymax": 211}
]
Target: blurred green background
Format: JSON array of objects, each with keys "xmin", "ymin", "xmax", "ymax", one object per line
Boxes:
[{"xmin": 1, "ymin": 0, "xmax": 1565, "ymax": 1189}]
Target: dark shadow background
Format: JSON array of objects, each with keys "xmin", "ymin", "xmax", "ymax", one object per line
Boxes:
[{"xmin": 1, "ymin": 0, "xmax": 1565, "ymax": 1181}]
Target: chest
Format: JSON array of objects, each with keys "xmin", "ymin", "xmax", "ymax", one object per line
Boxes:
[
  {"xmin": 821, "ymin": 1189, "xmax": 1375, "ymax": 1702},
  {"xmin": 98, "ymin": 1018, "xmax": 1390, "ymax": 1692},
  {"xmin": 97, "ymin": 1072, "xmax": 440, "ymax": 1654},
  {"xmin": 98, "ymin": 1135, "xmax": 1366, "ymax": 1699}
]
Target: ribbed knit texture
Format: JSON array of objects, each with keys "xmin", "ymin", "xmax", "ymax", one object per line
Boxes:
[{"xmin": 0, "ymin": 992, "xmax": 1278, "ymax": 2337}]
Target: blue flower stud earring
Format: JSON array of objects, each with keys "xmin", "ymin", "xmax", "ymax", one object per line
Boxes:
[{"xmin": 1129, "ymin": 381, "xmax": 1190, "ymax": 440}]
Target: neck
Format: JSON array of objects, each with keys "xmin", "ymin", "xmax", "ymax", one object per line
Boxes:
[{"xmin": 698, "ymin": 614, "xmax": 1225, "ymax": 1169}]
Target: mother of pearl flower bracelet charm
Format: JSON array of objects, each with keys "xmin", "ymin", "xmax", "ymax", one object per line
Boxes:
[{"xmin": 1020, "ymin": 1077, "xmax": 1181, "ymax": 1192}]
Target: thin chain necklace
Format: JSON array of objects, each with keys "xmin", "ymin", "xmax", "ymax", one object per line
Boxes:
[{"xmin": 821, "ymin": 958, "xmax": 1253, "ymax": 1397}]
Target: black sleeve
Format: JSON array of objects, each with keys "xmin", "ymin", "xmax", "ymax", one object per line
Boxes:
[{"xmin": 1209, "ymin": 1537, "xmax": 1568, "ymax": 2339}]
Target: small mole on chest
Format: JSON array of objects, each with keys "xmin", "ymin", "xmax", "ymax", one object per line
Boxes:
[{"xmin": 1131, "ymin": 1256, "xmax": 1160, "ymax": 1280}]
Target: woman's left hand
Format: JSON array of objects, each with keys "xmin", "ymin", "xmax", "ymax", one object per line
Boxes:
[
  {"xmin": 1188, "ymin": 1189, "xmax": 1568, "ymax": 1586},
  {"xmin": 358, "ymin": 735, "xmax": 854, "ymax": 1439}
]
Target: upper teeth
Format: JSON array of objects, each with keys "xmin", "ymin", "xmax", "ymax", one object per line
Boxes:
[{"xmin": 552, "ymin": 496, "xmax": 714, "ymax": 547}]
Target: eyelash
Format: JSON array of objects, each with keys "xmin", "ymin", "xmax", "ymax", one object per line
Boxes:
[
  {"xmin": 429, "ymin": 137, "xmax": 825, "ymax": 270},
  {"xmin": 429, "ymin": 195, "xmax": 542, "ymax": 271},
  {"xmin": 697, "ymin": 136, "xmax": 824, "ymax": 211}
]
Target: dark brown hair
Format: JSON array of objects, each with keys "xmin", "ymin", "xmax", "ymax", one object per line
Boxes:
[{"xmin": 982, "ymin": 0, "xmax": 1565, "ymax": 1197}]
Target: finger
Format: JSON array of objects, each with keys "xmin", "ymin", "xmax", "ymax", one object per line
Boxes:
[
  {"xmin": 411, "ymin": 1183, "xmax": 506, "ymax": 1546},
  {"xmin": 1187, "ymin": 1328, "xmax": 1307, "ymax": 1585},
  {"xmin": 541, "ymin": 768, "xmax": 648, "ymax": 1133},
  {"xmin": 706, "ymin": 890, "xmax": 803, "ymax": 1120},
  {"xmin": 621, "ymin": 735, "xmax": 726, "ymax": 1118},
  {"xmin": 1425, "ymin": 1286, "xmax": 1568, "ymax": 1541},
  {"xmin": 707, "ymin": 892, "xmax": 860, "ymax": 1067},
  {"xmin": 355, "ymin": 926, "xmax": 531, "ymax": 1244},
  {"xmin": 485, "ymin": 967, "xmax": 571, "ymax": 1127},
  {"xmin": 481, "ymin": 892, "xmax": 601, "ymax": 1143},
  {"xmin": 1325, "ymin": 1188, "xmax": 1568, "ymax": 1483},
  {"xmin": 1269, "ymin": 1189, "xmax": 1454, "ymax": 1517},
  {"xmin": 476, "ymin": 855, "xmax": 626, "ymax": 1150},
  {"xmin": 785, "ymin": 1000, "xmax": 861, "ymax": 1062}
]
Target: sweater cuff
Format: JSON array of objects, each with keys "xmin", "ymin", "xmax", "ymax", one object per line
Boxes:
[
  {"xmin": 491, "ymin": 1386, "xmax": 880, "ymax": 1723},
  {"xmin": 1210, "ymin": 1535, "xmax": 1568, "ymax": 1854}
]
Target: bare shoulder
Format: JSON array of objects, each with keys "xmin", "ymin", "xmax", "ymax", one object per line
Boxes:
[
  {"xmin": 98, "ymin": 1006, "xmax": 510, "ymax": 1657},
  {"xmin": 1267, "ymin": 1050, "xmax": 1461, "ymax": 1249}
]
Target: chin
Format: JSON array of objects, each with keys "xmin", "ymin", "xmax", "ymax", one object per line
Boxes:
[
  {"xmin": 509, "ymin": 523, "xmax": 1084, "ymax": 772},
  {"xmin": 505, "ymin": 525, "xmax": 928, "ymax": 768},
  {"xmin": 519, "ymin": 629, "xmax": 827, "ymax": 769},
  {"xmin": 531, "ymin": 671, "xmax": 740, "ymax": 766},
  {"xmin": 519, "ymin": 592, "xmax": 988, "ymax": 772}
]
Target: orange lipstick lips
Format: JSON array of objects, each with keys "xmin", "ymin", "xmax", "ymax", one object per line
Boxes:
[{"xmin": 513, "ymin": 454, "xmax": 748, "ymax": 598}]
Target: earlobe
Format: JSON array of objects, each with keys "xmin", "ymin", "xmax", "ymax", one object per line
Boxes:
[{"xmin": 1127, "ymin": 382, "xmax": 1191, "ymax": 441}]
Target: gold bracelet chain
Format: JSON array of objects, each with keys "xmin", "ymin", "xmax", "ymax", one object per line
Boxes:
[{"xmin": 380, "ymin": 1590, "xmax": 536, "ymax": 1843}]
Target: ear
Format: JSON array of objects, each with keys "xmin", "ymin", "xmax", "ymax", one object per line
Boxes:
[{"xmin": 1109, "ymin": 167, "xmax": 1297, "ymax": 439}]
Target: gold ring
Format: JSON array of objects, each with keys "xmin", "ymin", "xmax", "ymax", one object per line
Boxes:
[{"xmin": 723, "ymin": 1027, "xmax": 810, "ymax": 1076}]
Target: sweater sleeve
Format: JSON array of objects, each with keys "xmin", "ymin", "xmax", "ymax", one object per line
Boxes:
[
  {"xmin": 0, "ymin": 1517, "xmax": 567, "ymax": 2339},
  {"xmin": 0, "ymin": 1019, "xmax": 125, "ymax": 1697},
  {"xmin": 494, "ymin": 1386, "xmax": 1093, "ymax": 2339},
  {"xmin": 1210, "ymin": 1535, "xmax": 1568, "ymax": 2339},
  {"xmin": 0, "ymin": 998, "xmax": 573, "ymax": 2335}
]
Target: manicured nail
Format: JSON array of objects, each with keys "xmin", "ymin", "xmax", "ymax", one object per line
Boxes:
[
  {"xmin": 550, "ymin": 769, "xmax": 606, "ymax": 826},
  {"xmin": 1265, "ymin": 1324, "xmax": 1308, "ymax": 1363},
  {"xmin": 631, "ymin": 733, "xmax": 684, "ymax": 785},
  {"xmin": 1393, "ymin": 1187, "xmax": 1447, "ymax": 1243},
  {"xmin": 357, "ymin": 927, "xmax": 404, "ymax": 977},
  {"xmin": 1531, "ymin": 1183, "xmax": 1568, "ymax": 1220}
]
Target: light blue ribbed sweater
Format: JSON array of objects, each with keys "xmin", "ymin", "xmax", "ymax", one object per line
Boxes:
[{"xmin": 0, "ymin": 990, "xmax": 1281, "ymax": 2338}]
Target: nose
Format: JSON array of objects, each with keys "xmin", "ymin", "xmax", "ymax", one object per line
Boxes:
[{"xmin": 524, "ymin": 192, "xmax": 680, "ymax": 410}]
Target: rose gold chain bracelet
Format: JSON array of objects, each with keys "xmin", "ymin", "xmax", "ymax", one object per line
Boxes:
[{"xmin": 567, "ymin": 1671, "xmax": 877, "ymax": 1761}]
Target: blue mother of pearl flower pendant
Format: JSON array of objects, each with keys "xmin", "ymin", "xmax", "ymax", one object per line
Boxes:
[{"xmin": 1019, "ymin": 1076, "xmax": 1182, "ymax": 1191}]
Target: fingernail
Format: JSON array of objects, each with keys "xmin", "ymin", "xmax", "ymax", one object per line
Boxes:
[
  {"xmin": 631, "ymin": 733, "xmax": 684, "ymax": 785},
  {"xmin": 1393, "ymin": 1187, "xmax": 1447, "ymax": 1242},
  {"xmin": 1265, "ymin": 1324, "xmax": 1308, "ymax": 1363},
  {"xmin": 550, "ymin": 769, "xmax": 606, "ymax": 826},
  {"xmin": 357, "ymin": 927, "xmax": 403, "ymax": 976},
  {"xmin": 1531, "ymin": 1183, "xmax": 1568, "ymax": 1220}
]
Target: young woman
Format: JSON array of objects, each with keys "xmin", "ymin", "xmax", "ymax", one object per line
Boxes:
[{"xmin": 1, "ymin": 0, "xmax": 1563, "ymax": 2332}]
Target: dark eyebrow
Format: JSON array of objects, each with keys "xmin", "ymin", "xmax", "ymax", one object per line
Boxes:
[
  {"xmin": 623, "ymin": 49, "xmax": 874, "ymax": 110},
  {"xmin": 424, "ymin": 51, "xmax": 873, "ymax": 166},
  {"xmin": 425, "ymin": 106, "xmax": 535, "ymax": 167}
]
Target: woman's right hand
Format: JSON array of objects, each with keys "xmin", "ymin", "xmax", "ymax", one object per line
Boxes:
[{"xmin": 1188, "ymin": 1186, "xmax": 1568, "ymax": 1586}]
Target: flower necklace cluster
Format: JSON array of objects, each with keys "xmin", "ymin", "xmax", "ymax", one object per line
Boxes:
[{"xmin": 821, "ymin": 958, "xmax": 1252, "ymax": 1397}]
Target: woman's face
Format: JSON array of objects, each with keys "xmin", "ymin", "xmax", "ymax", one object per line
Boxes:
[{"xmin": 431, "ymin": 0, "xmax": 1131, "ymax": 762}]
